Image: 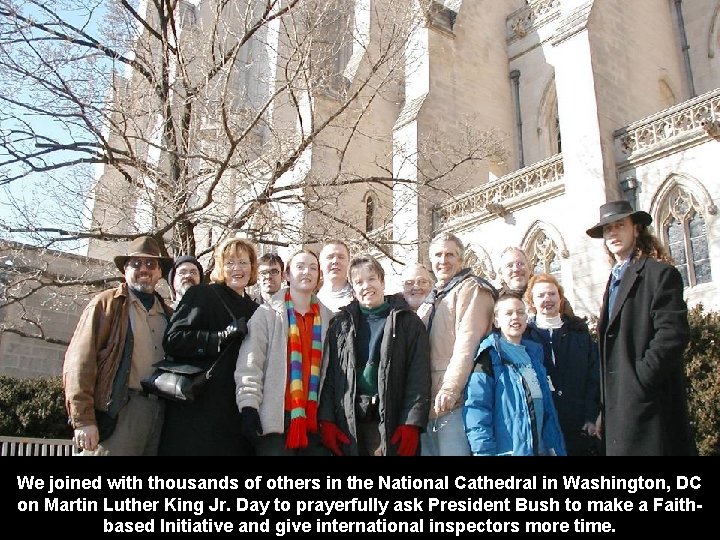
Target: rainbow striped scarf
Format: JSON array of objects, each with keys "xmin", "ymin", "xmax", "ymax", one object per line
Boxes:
[{"xmin": 285, "ymin": 290, "xmax": 323, "ymax": 449}]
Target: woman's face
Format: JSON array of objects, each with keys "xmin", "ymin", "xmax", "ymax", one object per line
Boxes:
[
  {"xmin": 531, "ymin": 282, "xmax": 561, "ymax": 318},
  {"xmin": 350, "ymin": 264, "xmax": 385, "ymax": 310},
  {"xmin": 222, "ymin": 247, "xmax": 252, "ymax": 293},
  {"xmin": 287, "ymin": 252, "xmax": 320, "ymax": 294}
]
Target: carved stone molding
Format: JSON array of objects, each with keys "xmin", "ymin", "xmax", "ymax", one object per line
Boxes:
[
  {"xmin": 433, "ymin": 154, "xmax": 564, "ymax": 230},
  {"xmin": 507, "ymin": 0, "xmax": 561, "ymax": 42},
  {"xmin": 551, "ymin": 1, "xmax": 593, "ymax": 46},
  {"xmin": 614, "ymin": 88, "xmax": 720, "ymax": 165}
]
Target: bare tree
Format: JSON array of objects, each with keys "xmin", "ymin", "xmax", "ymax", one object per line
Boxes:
[{"xmin": 0, "ymin": 0, "xmax": 504, "ymax": 344}]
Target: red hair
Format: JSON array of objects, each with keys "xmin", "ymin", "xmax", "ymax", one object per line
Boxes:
[{"xmin": 524, "ymin": 273, "xmax": 565, "ymax": 315}]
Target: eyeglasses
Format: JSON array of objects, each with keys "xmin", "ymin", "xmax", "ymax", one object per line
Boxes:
[
  {"xmin": 259, "ymin": 268, "xmax": 281, "ymax": 277},
  {"xmin": 128, "ymin": 259, "xmax": 159, "ymax": 270},
  {"xmin": 224, "ymin": 260, "xmax": 251, "ymax": 270},
  {"xmin": 504, "ymin": 260, "xmax": 527, "ymax": 270},
  {"xmin": 403, "ymin": 278, "xmax": 432, "ymax": 288},
  {"xmin": 177, "ymin": 269, "xmax": 200, "ymax": 277}
]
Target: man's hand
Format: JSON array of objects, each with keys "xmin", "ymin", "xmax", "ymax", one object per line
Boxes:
[
  {"xmin": 74, "ymin": 425, "xmax": 99, "ymax": 452},
  {"xmin": 595, "ymin": 412, "xmax": 603, "ymax": 440},
  {"xmin": 434, "ymin": 390, "xmax": 456, "ymax": 415},
  {"xmin": 582, "ymin": 421, "xmax": 598, "ymax": 438}
]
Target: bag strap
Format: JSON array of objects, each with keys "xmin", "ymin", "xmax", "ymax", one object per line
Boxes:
[
  {"xmin": 204, "ymin": 286, "xmax": 245, "ymax": 379},
  {"xmin": 427, "ymin": 268, "xmax": 497, "ymax": 332},
  {"xmin": 210, "ymin": 286, "xmax": 238, "ymax": 321}
]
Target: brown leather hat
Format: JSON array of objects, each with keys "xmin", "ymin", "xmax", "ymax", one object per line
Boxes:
[
  {"xmin": 113, "ymin": 236, "xmax": 174, "ymax": 274},
  {"xmin": 586, "ymin": 200, "xmax": 652, "ymax": 238}
]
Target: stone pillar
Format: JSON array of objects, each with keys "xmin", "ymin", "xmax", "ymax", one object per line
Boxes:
[{"xmin": 550, "ymin": 1, "xmax": 612, "ymax": 312}]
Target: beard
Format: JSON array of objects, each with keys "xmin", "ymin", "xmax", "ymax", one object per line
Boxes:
[
  {"xmin": 128, "ymin": 281, "xmax": 155, "ymax": 294},
  {"xmin": 177, "ymin": 282, "xmax": 195, "ymax": 296},
  {"xmin": 406, "ymin": 295, "xmax": 424, "ymax": 310}
]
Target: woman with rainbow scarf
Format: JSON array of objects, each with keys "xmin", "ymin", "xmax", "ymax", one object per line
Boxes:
[{"xmin": 235, "ymin": 249, "xmax": 335, "ymax": 455}]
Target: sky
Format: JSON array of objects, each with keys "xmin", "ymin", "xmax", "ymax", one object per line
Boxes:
[{"xmin": 1, "ymin": 1, "xmax": 109, "ymax": 253}]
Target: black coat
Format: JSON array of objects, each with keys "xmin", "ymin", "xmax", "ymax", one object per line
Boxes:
[
  {"xmin": 597, "ymin": 255, "xmax": 695, "ymax": 456},
  {"xmin": 525, "ymin": 316, "xmax": 600, "ymax": 456},
  {"xmin": 159, "ymin": 283, "xmax": 258, "ymax": 456},
  {"xmin": 318, "ymin": 295, "xmax": 431, "ymax": 456}
]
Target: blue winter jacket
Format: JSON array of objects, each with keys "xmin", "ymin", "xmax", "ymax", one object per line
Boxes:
[{"xmin": 463, "ymin": 332, "xmax": 566, "ymax": 456}]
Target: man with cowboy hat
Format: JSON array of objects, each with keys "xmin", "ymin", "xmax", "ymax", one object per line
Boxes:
[
  {"xmin": 63, "ymin": 236, "xmax": 174, "ymax": 455},
  {"xmin": 587, "ymin": 200, "xmax": 695, "ymax": 456}
]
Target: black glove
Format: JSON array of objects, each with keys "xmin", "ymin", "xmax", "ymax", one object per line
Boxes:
[
  {"xmin": 240, "ymin": 407, "xmax": 263, "ymax": 446},
  {"xmin": 217, "ymin": 318, "xmax": 248, "ymax": 346}
]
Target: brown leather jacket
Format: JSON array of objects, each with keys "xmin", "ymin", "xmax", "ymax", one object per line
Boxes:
[{"xmin": 62, "ymin": 283, "xmax": 172, "ymax": 428}]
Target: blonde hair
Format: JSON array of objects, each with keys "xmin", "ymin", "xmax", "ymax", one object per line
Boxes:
[
  {"xmin": 210, "ymin": 238, "xmax": 258, "ymax": 286},
  {"xmin": 524, "ymin": 273, "xmax": 565, "ymax": 315}
]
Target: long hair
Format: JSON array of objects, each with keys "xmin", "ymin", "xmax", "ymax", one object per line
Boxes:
[
  {"xmin": 603, "ymin": 221, "xmax": 673, "ymax": 265},
  {"xmin": 635, "ymin": 225, "xmax": 673, "ymax": 264}
]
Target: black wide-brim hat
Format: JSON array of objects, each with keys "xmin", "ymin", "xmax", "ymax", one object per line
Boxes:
[
  {"xmin": 586, "ymin": 200, "xmax": 652, "ymax": 238},
  {"xmin": 113, "ymin": 236, "xmax": 174, "ymax": 274}
]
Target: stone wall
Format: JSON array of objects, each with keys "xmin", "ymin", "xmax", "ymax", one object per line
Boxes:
[{"xmin": 1, "ymin": 241, "xmax": 127, "ymax": 379}]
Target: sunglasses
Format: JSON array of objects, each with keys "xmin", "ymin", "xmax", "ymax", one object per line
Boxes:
[{"xmin": 128, "ymin": 259, "xmax": 159, "ymax": 270}]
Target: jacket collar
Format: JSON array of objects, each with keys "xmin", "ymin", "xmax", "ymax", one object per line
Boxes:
[{"xmin": 600, "ymin": 255, "xmax": 649, "ymax": 331}]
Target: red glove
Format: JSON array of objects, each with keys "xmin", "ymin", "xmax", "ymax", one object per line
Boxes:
[
  {"xmin": 390, "ymin": 424, "xmax": 420, "ymax": 456},
  {"xmin": 319, "ymin": 421, "xmax": 350, "ymax": 456}
]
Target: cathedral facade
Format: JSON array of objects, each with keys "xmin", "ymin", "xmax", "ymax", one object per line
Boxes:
[
  {"xmin": 327, "ymin": 0, "xmax": 720, "ymax": 317},
  {"xmin": 85, "ymin": 0, "xmax": 719, "ymax": 318},
  {"xmin": 394, "ymin": 0, "xmax": 720, "ymax": 316}
]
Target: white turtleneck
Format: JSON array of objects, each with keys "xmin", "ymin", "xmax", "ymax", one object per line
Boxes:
[
  {"xmin": 534, "ymin": 313, "xmax": 563, "ymax": 366},
  {"xmin": 535, "ymin": 313, "xmax": 563, "ymax": 330}
]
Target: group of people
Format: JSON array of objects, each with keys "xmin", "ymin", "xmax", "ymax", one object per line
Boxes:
[{"xmin": 62, "ymin": 200, "xmax": 696, "ymax": 456}]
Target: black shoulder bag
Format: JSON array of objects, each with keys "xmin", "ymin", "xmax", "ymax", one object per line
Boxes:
[{"xmin": 141, "ymin": 287, "xmax": 246, "ymax": 402}]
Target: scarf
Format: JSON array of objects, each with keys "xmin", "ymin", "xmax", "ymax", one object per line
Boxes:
[
  {"xmin": 534, "ymin": 314, "xmax": 563, "ymax": 329},
  {"xmin": 426, "ymin": 269, "xmax": 497, "ymax": 332},
  {"xmin": 285, "ymin": 290, "xmax": 323, "ymax": 449}
]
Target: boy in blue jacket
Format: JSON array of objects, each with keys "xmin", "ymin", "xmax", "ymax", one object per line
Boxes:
[{"xmin": 463, "ymin": 292, "xmax": 566, "ymax": 456}]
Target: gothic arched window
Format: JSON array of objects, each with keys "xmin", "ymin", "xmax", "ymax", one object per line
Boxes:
[
  {"xmin": 662, "ymin": 189, "xmax": 712, "ymax": 287},
  {"xmin": 465, "ymin": 246, "xmax": 496, "ymax": 281},
  {"xmin": 527, "ymin": 231, "xmax": 562, "ymax": 283},
  {"xmin": 538, "ymin": 79, "xmax": 561, "ymax": 158}
]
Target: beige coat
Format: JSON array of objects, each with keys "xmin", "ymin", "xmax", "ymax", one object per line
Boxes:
[
  {"xmin": 234, "ymin": 288, "xmax": 334, "ymax": 435},
  {"xmin": 427, "ymin": 277, "xmax": 494, "ymax": 420}
]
